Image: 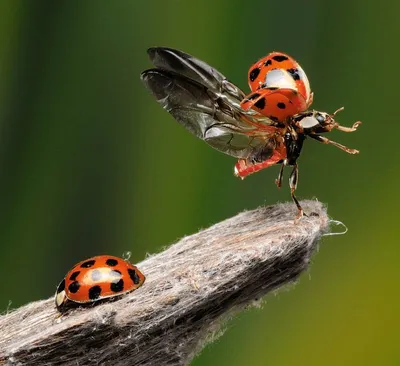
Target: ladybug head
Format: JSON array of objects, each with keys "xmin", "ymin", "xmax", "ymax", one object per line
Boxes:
[
  {"xmin": 294, "ymin": 107, "xmax": 344, "ymax": 134},
  {"xmin": 55, "ymin": 278, "xmax": 68, "ymax": 311}
]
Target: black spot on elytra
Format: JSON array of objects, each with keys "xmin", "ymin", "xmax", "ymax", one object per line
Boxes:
[
  {"xmin": 68, "ymin": 281, "xmax": 80, "ymax": 294},
  {"xmin": 106, "ymin": 258, "xmax": 118, "ymax": 267},
  {"xmin": 88, "ymin": 285, "xmax": 102, "ymax": 300},
  {"xmin": 56, "ymin": 279, "xmax": 65, "ymax": 294},
  {"xmin": 287, "ymin": 68, "xmax": 300, "ymax": 81},
  {"xmin": 246, "ymin": 93, "xmax": 260, "ymax": 101},
  {"xmin": 259, "ymin": 85, "xmax": 279, "ymax": 91},
  {"xmin": 81, "ymin": 260, "xmax": 95, "ymax": 268},
  {"xmin": 249, "ymin": 67, "xmax": 260, "ymax": 82},
  {"xmin": 254, "ymin": 97, "xmax": 266, "ymax": 110},
  {"xmin": 128, "ymin": 268, "xmax": 140, "ymax": 284},
  {"xmin": 277, "ymin": 102, "xmax": 286, "ymax": 109},
  {"xmin": 69, "ymin": 271, "xmax": 80, "ymax": 281},
  {"xmin": 272, "ymin": 55, "xmax": 288, "ymax": 62},
  {"xmin": 91, "ymin": 269, "xmax": 102, "ymax": 282},
  {"xmin": 111, "ymin": 279, "xmax": 124, "ymax": 292},
  {"xmin": 110, "ymin": 269, "xmax": 122, "ymax": 278},
  {"xmin": 264, "ymin": 59, "xmax": 272, "ymax": 66}
]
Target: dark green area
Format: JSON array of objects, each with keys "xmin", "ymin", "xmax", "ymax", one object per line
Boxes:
[{"xmin": 0, "ymin": 1, "xmax": 398, "ymax": 365}]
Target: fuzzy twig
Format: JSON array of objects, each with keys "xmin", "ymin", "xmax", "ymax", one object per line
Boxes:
[{"xmin": 0, "ymin": 200, "xmax": 329, "ymax": 366}]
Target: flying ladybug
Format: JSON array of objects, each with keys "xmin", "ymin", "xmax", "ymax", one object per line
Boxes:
[{"xmin": 141, "ymin": 47, "xmax": 361, "ymax": 219}]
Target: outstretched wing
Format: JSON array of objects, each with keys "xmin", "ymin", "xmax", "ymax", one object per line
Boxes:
[{"xmin": 141, "ymin": 47, "xmax": 279, "ymax": 159}]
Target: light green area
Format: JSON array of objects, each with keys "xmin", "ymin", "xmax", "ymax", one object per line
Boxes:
[{"xmin": 0, "ymin": 1, "xmax": 398, "ymax": 365}]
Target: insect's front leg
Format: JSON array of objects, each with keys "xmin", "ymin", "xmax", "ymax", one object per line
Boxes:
[
  {"xmin": 330, "ymin": 107, "xmax": 361, "ymax": 132},
  {"xmin": 309, "ymin": 134, "xmax": 359, "ymax": 154},
  {"xmin": 335, "ymin": 121, "xmax": 362, "ymax": 133}
]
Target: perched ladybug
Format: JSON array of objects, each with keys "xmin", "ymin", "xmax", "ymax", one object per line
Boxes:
[
  {"xmin": 240, "ymin": 52, "xmax": 313, "ymax": 121},
  {"xmin": 141, "ymin": 47, "xmax": 361, "ymax": 218},
  {"xmin": 55, "ymin": 255, "xmax": 145, "ymax": 312}
]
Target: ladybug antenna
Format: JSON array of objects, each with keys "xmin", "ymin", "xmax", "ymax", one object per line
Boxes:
[
  {"xmin": 331, "ymin": 106, "xmax": 344, "ymax": 118},
  {"xmin": 122, "ymin": 251, "xmax": 132, "ymax": 260}
]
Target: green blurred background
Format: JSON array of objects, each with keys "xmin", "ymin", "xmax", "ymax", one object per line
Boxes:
[{"xmin": 0, "ymin": 1, "xmax": 398, "ymax": 365}]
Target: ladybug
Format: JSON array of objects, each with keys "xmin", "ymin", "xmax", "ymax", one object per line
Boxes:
[
  {"xmin": 141, "ymin": 47, "xmax": 361, "ymax": 219},
  {"xmin": 240, "ymin": 52, "xmax": 313, "ymax": 121},
  {"xmin": 55, "ymin": 255, "xmax": 145, "ymax": 312}
]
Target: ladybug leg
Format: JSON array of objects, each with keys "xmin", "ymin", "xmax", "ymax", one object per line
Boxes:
[
  {"xmin": 309, "ymin": 134, "xmax": 359, "ymax": 154},
  {"xmin": 330, "ymin": 107, "xmax": 362, "ymax": 132},
  {"xmin": 275, "ymin": 160, "xmax": 286, "ymax": 188},
  {"xmin": 335, "ymin": 121, "xmax": 362, "ymax": 133},
  {"xmin": 289, "ymin": 163, "xmax": 304, "ymax": 221}
]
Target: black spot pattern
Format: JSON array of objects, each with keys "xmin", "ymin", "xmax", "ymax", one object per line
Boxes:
[
  {"xmin": 287, "ymin": 68, "xmax": 300, "ymax": 81},
  {"xmin": 128, "ymin": 268, "xmax": 140, "ymax": 285},
  {"xmin": 68, "ymin": 281, "xmax": 80, "ymax": 294},
  {"xmin": 91, "ymin": 269, "xmax": 102, "ymax": 282},
  {"xmin": 106, "ymin": 258, "xmax": 118, "ymax": 267},
  {"xmin": 69, "ymin": 271, "xmax": 80, "ymax": 281},
  {"xmin": 249, "ymin": 68, "xmax": 260, "ymax": 82},
  {"xmin": 246, "ymin": 93, "xmax": 260, "ymax": 101},
  {"xmin": 81, "ymin": 260, "xmax": 95, "ymax": 268},
  {"xmin": 56, "ymin": 279, "xmax": 65, "ymax": 294},
  {"xmin": 111, "ymin": 279, "xmax": 124, "ymax": 292},
  {"xmin": 264, "ymin": 59, "xmax": 272, "ymax": 66},
  {"xmin": 88, "ymin": 285, "xmax": 102, "ymax": 300},
  {"xmin": 260, "ymin": 84, "xmax": 279, "ymax": 90},
  {"xmin": 254, "ymin": 98, "xmax": 266, "ymax": 110},
  {"xmin": 272, "ymin": 55, "xmax": 288, "ymax": 62},
  {"xmin": 277, "ymin": 102, "xmax": 286, "ymax": 109}
]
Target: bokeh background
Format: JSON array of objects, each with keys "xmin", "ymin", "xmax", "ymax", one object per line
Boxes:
[{"xmin": 0, "ymin": 1, "xmax": 398, "ymax": 365}]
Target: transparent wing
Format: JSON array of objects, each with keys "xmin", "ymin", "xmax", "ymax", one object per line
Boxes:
[{"xmin": 141, "ymin": 47, "xmax": 279, "ymax": 159}]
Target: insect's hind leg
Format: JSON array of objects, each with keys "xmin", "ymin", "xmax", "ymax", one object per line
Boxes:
[{"xmin": 289, "ymin": 163, "xmax": 304, "ymax": 221}]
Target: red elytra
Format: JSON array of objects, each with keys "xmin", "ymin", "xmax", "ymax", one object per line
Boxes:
[
  {"xmin": 55, "ymin": 255, "xmax": 145, "ymax": 312},
  {"xmin": 240, "ymin": 52, "xmax": 313, "ymax": 121}
]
